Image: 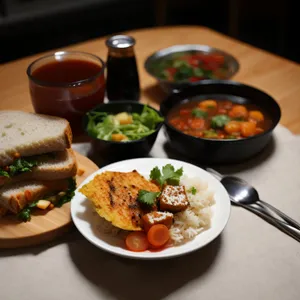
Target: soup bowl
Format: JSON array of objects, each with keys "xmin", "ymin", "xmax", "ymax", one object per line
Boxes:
[
  {"xmin": 160, "ymin": 80, "xmax": 281, "ymax": 164},
  {"xmin": 145, "ymin": 44, "xmax": 239, "ymax": 93}
]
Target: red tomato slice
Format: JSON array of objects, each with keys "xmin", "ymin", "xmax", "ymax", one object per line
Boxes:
[{"xmin": 125, "ymin": 232, "xmax": 149, "ymax": 252}]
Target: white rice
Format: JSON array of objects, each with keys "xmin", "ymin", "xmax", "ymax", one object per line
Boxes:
[{"xmin": 169, "ymin": 175, "xmax": 215, "ymax": 245}]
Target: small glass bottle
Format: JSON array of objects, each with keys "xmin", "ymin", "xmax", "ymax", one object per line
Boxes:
[{"xmin": 105, "ymin": 35, "xmax": 140, "ymax": 102}]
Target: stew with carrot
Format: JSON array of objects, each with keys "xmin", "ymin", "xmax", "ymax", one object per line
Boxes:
[{"xmin": 168, "ymin": 99, "xmax": 272, "ymax": 139}]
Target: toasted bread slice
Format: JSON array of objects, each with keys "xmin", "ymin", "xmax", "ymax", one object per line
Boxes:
[
  {"xmin": 0, "ymin": 178, "xmax": 71, "ymax": 214},
  {"xmin": 0, "ymin": 110, "xmax": 72, "ymax": 167},
  {"xmin": 0, "ymin": 149, "xmax": 77, "ymax": 186}
]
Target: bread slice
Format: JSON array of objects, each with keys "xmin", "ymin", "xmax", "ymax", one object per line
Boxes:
[
  {"xmin": 0, "ymin": 178, "xmax": 71, "ymax": 214},
  {"xmin": 0, "ymin": 110, "xmax": 72, "ymax": 167},
  {"xmin": 0, "ymin": 149, "xmax": 77, "ymax": 186}
]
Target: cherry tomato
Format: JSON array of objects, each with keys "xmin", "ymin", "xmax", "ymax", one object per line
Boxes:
[{"xmin": 125, "ymin": 232, "xmax": 149, "ymax": 252}]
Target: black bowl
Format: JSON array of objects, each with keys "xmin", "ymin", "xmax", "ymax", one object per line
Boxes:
[
  {"xmin": 160, "ymin": 80, "xmax": 281, "ymax": 164},
  {"xmin": 83, "ymin": 101, "xmax": 163, "ymax": 162}
]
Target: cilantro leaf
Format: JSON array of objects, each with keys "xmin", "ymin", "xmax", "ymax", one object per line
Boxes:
[
  {"xmin": 0, "ymin": 169, "xmax": 9, "ymax": 178},
  {"xmin": 17, "ymin": 208, "xmax": 32, "ymax": 222},
  {"xmin": 4, "ymin": 158, "xmax": 39, "ymax": 178},
  {"xmin": 150, "ymin": 166, "xmax": 163, "ymax": 186},
  {"xmin": 191, "ymin": 109, "xmax": 208, "ymax": 119},
  {"xmin": 55, "ymin": 177, "xmax": 77, "ymax": 208},
  {"xmin": 17, "ymin": 200, "xmax": 39, "ymax": 222},
  {"xmin": 188, "ymin": 186, "xmax": 197, "ymax": 195},
  {"xmin": 137, "ymin": 190, "xmax": 161, "ymax": 206},
  {"xmin": 211, "ymin": 115, "xmax": 231, "ymax": 129},
  {"xmin": 150, "ymin": 164, "xmax": 184, "ymax": 187}
]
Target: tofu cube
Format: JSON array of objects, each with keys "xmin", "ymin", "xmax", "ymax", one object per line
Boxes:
[
  {"xmin": 159, "ymin": 185, "xmax": 189, "ymax": 212},
  {"xmin": 142, "ymin": 211, "xmax": 173, "ymax": 232}
]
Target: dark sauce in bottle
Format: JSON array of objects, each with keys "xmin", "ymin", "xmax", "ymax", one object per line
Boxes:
[{"xmin": 106, "ymin": 35, "xmax": 140, "ymax": 102}]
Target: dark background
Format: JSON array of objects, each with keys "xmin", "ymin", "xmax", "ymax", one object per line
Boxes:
[{"xmin": 0, "ymin": 0, "xmax": 298, "ymax": 64}]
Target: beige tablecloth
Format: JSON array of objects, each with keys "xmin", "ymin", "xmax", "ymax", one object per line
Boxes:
[{"xmin": 1, "ymin": 125, "xmax": 300, "ymax": 300}]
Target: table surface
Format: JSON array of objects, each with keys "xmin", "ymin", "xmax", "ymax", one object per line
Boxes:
[{"xmin": 0, "ymin": 26, "xmax": 300, "ymax": 133}]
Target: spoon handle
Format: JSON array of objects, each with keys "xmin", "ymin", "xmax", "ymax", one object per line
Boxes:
[
  {"xmin": 258, "ymin": 200, "xmax": 300, "ymax": 230},
  {"xmin": 239, "ymin": 202, "xmax": 300, "ymax": 243}
]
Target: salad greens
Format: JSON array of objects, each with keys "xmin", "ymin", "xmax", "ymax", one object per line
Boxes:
[
  {"xmin": 0, "ymin": 153, "xmax": 57, "ymax": 179},
  {"xmin": 0, "ymin": 158, "xmax": 38, "ymax": 178},
  {"xmin": 150, "ymin": 51, "xmax": 227, "ymax": 82},
  {"xmin": 86, "ymin": 105, "xmax": 164, "ymax": 141}
]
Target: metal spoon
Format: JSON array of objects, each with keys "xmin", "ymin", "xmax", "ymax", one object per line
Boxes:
[{"xmin": 220, "ymin": 175, "xmax": 300, "ymax": 242}]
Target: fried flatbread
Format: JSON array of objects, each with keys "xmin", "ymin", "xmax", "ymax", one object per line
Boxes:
[{"xmin": 79, "ymin": 170, "xmax": 160, "ymax": 231}]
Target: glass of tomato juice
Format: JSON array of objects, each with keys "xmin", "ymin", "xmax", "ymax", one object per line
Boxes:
[{"xmin": 27, "ymin": 51, "xmax": 106, "ymax": 135}]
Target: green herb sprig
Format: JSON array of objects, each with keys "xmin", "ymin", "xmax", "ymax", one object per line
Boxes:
[{"xmin": 150, "ymin": 164, "xmax": 183, "ymax": 187}]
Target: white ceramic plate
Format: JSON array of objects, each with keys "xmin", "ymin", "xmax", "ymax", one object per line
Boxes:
[{"xmin": 71, "ymin": 158, "xmax": 231, "ymax": 259}]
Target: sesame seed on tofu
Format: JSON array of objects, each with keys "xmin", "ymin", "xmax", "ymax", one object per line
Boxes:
[{"xmin": 159, "ymin": 185, "xmax": 189, "ymax": 212}]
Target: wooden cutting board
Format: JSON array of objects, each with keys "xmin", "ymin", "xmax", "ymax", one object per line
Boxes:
[{"xmin": 0, "ymin": 151, "xmax": 98, "ymax": 249}]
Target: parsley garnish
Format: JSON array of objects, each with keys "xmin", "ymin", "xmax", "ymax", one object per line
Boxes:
[
  {"xmin": 188, "ymin": 186, "xmax": 197, "ymax": 195},
  {"xmin": 17, "ymin": 200, "xmax": 39, "ymax": 222},
  {"xmin": 0, "ymin": 158, "xmax": 38, "ymax": 178},
  {"xmin": 55, "ymin": 178, "xmax": 77, "ymax": 207},
  {"xmin": 0, "ymin": 169, "xmax": 9, "ymax": 178},
  {"xmin": 137, "ymin": 190, "xmax": 161, "ymax": 206},
  {"xmin": 191, "ymin": 109, "xmax": 208, "ymax": 119},
  {"xmin": 211, "ymin": 115, "xmax": 231, "ymax": 129},
  {"xmin": 150, "ymin": 164, "xmax": 183, "ymax": 187}
]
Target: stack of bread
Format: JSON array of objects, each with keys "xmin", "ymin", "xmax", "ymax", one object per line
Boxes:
[{"xmin": 0, "ymin": 111, "xmax": 77, "ymax": 221}]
